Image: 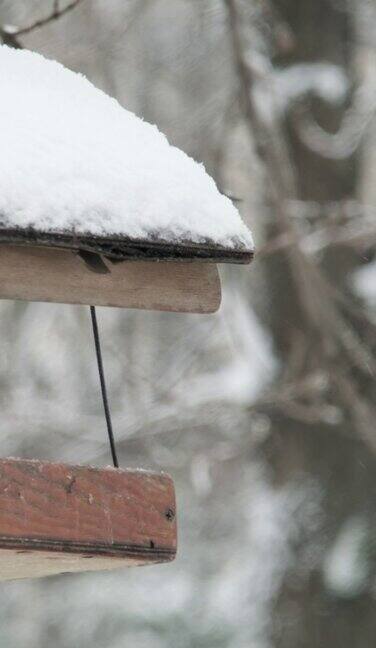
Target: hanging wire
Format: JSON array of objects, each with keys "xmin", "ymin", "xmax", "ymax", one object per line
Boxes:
[{"xmin": 89, "ymin": 306, "xmax": 119, "ymax": 468}]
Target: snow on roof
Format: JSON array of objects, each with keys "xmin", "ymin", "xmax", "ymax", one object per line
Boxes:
[{"xmin": 0, "ymin": 45, "xmax": 254, "ymax": 254}]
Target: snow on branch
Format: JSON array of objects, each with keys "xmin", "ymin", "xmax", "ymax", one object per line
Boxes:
[{"xmin": 291, "ymin": 78, "xmax": 376, "ymax": 159}]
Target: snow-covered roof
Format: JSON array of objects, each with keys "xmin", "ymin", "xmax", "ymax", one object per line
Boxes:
[{"xmin": 0, "ymin": 46, "xmax": 254, "ymax": 263}]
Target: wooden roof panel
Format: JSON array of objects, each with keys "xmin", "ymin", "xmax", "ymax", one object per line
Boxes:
[{"xmin": 0, "ymin": 227, "xmax": 254, "ymax": 264}]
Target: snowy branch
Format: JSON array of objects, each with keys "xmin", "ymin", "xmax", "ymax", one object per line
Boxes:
[{"xmin": 292, "ymin": 88, "xmax": 376, "ymax": 159}]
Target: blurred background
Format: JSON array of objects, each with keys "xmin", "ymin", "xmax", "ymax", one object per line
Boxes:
[{"xmin": 0, "ymin": 0, "xmax": 376, "ymax": 646}]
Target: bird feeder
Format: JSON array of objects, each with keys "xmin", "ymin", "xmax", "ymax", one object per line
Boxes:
[{"xmin": 0, "ymin": 45, "xmax": 254, "ymax": 580}]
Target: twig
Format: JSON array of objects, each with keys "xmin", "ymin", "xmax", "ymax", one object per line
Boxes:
[
  {"xmin": 14, "ymin": 0, "xmax": 83, "ymax": 37},
  {"xmin": 331, "ymin": 371, "xmax": 376, "ymax": 453},
  {"xmin": 0, "ymin": 27, "xmax": 22, "ymax": 48}
]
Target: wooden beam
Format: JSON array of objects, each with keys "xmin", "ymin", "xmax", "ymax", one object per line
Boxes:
[
  {"xmin": 0, "ymin": 458, "xmax": 177, "ymax": 580},
  {"xmin": 0, "ymin": 245, "xmax": 221, "ymax": 313}
]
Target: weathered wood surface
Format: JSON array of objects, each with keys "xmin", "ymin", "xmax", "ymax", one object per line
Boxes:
[
  {"xmin": 0, "ymin": 244, "xmax": 221, "ymax": 313},
  {"xmin": 0, "ymin": 227, "xmax": 254, "ymax": 264},
  {"xmin": 0, "ymin": 458, "xmax": 177, "ymax": 580}
]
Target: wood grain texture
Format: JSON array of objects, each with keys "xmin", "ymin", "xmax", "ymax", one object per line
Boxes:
[
  {"xmin": 0, "ymin": 458, "xmax": 177, "ymax": 581},
  {"xmin": 0, "ymin": 244, "xmax": 221, "ymax": 313}
]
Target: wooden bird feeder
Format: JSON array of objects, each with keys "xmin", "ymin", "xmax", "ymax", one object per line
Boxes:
[
  {"xmin": 0, "ymin": 45, "xmax": 254, "ymax": 580},
  {"xmin": 0, "ymin": 227, "xmax": 252, "ymax": 314}
]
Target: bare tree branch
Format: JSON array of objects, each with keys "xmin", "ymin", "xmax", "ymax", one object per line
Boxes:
[
  {"xmin": 0, "ymin": 0, "xmax": 83, "ymax": 49},
  {"xmin": 12, "ymin": 0, "xmax": 83, "ymax": 37},
  {"xmin": 225, "ymin": 0, "xmax": 376, "ymax": 453},
  {"xmin": 0, "ymin": 28, "xmax": 22, "ymax": 49}
]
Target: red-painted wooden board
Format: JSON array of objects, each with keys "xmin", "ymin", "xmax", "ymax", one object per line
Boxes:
[{"xmin": 0, "ymin": 458, "xmax": 177, "ymax": 580}]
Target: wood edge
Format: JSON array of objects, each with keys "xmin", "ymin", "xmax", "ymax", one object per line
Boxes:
[
  {"xmin": 1, "ymin": 456, "xmax": 173, "ymax": 481},
  {"xmin": 201, "ymin": 264, "xmax": 221, "ymax": 314},
  {"xmin": 0, "ymin": 537, "xmax": 176, "ymax": 564},
  {"xmin": 0, "ymin": 229, "xmax": 255, "ymax": 264}
]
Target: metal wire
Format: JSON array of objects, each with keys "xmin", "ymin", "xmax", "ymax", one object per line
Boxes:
[{"xmin": 89, "ymin": 306, "xmax": 119, "ymax": 468}]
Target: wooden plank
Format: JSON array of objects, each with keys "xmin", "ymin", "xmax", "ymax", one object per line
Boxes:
[
  {"xmin": 0, "ymin": 458, "xmax": 177, "ymax": 581},
  {"xmin": 0, "ymin": 228, "xmax": 254, "ymax": 264},
  {"xmin": 0, "ymin": 245, "xmax": 221, "ymax": 313}
]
